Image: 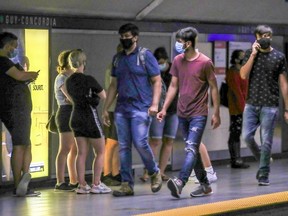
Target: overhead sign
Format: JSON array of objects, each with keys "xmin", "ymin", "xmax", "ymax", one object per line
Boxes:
[{"xmin": 0, "ymin": 14, "xmax": 56, "ymax": 28}]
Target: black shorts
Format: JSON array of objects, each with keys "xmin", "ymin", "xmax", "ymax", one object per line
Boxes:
[
  {"xmin": 56, "ymin": 105, "xmax": 73, "ymax": 133},
  {"xmin": 104, "ymin": 112, "xmax": 118, "ymax": 140},
  {"xmin": 0, "ymin": 109, "xmax": 31, "ymax": 146},
  {"xmin": 71, "ymin": 105, "xmax": 104, "ymax": 139}
]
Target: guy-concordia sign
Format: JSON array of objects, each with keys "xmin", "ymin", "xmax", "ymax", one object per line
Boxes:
[{"xmin": 0, "ymin": 14, "xmax": 57, "ymax": 28}]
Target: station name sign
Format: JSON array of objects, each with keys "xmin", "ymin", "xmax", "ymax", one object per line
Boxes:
[{"xmin": 0, "ymin": 14, "xmax": 57, "ymax": 27}]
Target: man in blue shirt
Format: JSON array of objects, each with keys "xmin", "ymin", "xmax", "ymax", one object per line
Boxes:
[{"xmin": 103, "ymin": 23, "xmax": 163, "ymax": 197}]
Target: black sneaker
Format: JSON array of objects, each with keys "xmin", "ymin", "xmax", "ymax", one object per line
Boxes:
[
  {"xmin": 102, "ymin": 174, "xmax": 121, "ymax": 186},
  {"xmin": 112, "ymin": 174, "xmax": 122, "ymax": 182},
  {"xmin": 258, "ymin": 176, "xmax": 270, "ymax": 186},
  {"xmin": 68, "ymin": 182, "xmax": 79, "ymax": 190},
  {"xmin": 167, "ymin": 177, "xmax": 183, "ymax": 198},
  {"xmin": 231, "ymin": 161, "xmax": 250, "ymax": 169},
  {"xmin": 55, "ymin": 182, "xmax": 75, "ymax": 191}
]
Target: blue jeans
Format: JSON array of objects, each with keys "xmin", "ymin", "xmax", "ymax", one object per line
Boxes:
[
  {"xmin": 115, "ymin": 111, "xmax": 159, "ymax": 187},
  {"xmin": 242, "ymin": 104, "xmax": 279, "ymax": 177},
  {"xmin": 178, "ymin": 116, "xmax": 208, "ymax": 185}
]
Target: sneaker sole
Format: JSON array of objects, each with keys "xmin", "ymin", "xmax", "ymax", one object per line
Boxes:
[
  {"xmin": 112, "ymin": 191, "xmax": 134, "ymax": 197},
  {"xmin": 190, "ymin": 191, "xmax": 213, "ymax": 197},
  {"xmin": 90, "ymin": 190, "xmax": 112, "ymax": 194},
  {"xmin": 76, "ymin": 190, "xmax": 90, "ymax": 194},
  {"xmin": 16, "ymin": 173, "xmax": 31, "ymax": 197},
  {"xmin": 151, "ymin": 183, "xmax": 162, "ymax": 193},
  {"xmin": 258, "ymin": 182, "xmax": 270, "ymax": 186},
  {"xmin": 167, "ymin": 179, "xmax": 180, "ymax": 198},
  {"xmin": 26, "ymin": 191, "xmax": 41, "ymax": 197},
  {"xmin": 54, "ymin": 188, "xmax": 74, "ymax": 192}
]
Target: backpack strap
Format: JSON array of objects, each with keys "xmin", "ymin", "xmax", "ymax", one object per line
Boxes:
[{"xmin": 137, "ymin": 47, "xmax": 147, "ymax": 67}]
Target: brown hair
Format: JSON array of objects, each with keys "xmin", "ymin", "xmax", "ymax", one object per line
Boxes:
[{"xmin": 57, "ymin": 50, "xmax": 71, "ymax": 74}]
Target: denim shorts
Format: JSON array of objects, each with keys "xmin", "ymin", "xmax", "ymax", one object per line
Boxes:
[{"xmin": 149, "ymin": 113, "xmax": 179, "ymax": 139}]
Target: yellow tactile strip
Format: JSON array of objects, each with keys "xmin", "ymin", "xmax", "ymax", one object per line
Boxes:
[{"xmin": 135, "ymin": 191, "xmax": 288, "ymax": 216}]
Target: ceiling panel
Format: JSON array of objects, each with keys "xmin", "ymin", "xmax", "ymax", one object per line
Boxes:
[{"xmin": 0, "ymin": 0, "xmax": 288, "ymax": 25}]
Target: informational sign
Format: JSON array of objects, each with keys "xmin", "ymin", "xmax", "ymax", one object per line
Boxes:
[
  {"xmin": 213, "ymin": 41, "xmax": 227, "ymax": 74},
  {"xmin": 25, "ymin": 29, "xmax": 49, "ymax": 178}
]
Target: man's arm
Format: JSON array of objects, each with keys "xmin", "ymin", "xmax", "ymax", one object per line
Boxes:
[
  {"xmin": 102, "ymin": 77, "xmax": 118, "ymax": 126},
  {"xmin": 279, "ymin": 73, "xmax": 288, "ymax": 123},
  {"xmin": 149, "ymin": 75, "xmax": 162, "ymax": 116},
  {"xmin": 157, "ymin": 76, "xmax": 178, "ymax": 121},
  {"xmin": 6, "ymin": 66, "xmax": 39, "ymax": 81},
  {"xmin": 240, "ymin": 41, "xmax": 260, "ymax": 80},
  {"xmin": 208, "ymin": 78, "xmax": 221, "ymax": 129}
]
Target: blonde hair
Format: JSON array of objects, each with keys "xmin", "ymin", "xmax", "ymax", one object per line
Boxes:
[
  {"xmin": 68, "ymin": 49, "xmax": 86, "ymax": 71},
  {"xmin": 57, "ymin": 50, "xmax": 71, "ymax": 73}
]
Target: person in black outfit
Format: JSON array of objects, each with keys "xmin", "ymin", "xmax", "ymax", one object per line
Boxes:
[
  {"xmin": 65, "ymin": 49, "xmax": 111, "ymax": 194},
  {"xmin": 0, "ymin": 32, "xmax": 40, "ymax": 196}
]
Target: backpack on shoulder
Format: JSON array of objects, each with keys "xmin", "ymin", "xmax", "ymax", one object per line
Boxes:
[{"xmin": 113, "ymin": 47, "xmax": 167, "ymax": 111}]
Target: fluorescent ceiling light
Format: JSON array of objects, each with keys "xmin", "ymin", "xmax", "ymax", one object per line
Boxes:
[{"xmin": 136, "ymin": 0, "xmax": 164, "ymax": 20}]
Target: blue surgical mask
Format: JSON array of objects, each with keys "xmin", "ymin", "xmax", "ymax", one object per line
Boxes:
[
  {"xmin": 175, "ymin": 41, "xmax": 185, "ymax": 54},
  {"xmin": 158, "ymin": 62, "xmax": 167, "ymax": 72},
  {"xmin": 8, "ymin": 49, "xmax": 18, "ymax": 59}
]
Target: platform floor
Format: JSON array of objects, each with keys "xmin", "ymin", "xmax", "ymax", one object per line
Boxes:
[{"xmin": 0, "ymin": 158, "xmax": 288, "ymax": 216}]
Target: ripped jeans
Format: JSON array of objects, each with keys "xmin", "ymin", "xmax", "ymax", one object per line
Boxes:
[{"xmin": 178, "ymin": 116, "xmax": 208, "ymax": 186}]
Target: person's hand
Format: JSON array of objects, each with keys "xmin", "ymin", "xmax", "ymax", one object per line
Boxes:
[
  {"xmin": 102, "ymin": 110, "xmax": 111, "ymax": 127},
  {"xmin": 211, "ymin": 113, "xmax": 221, "ymax": 129},
  {"xmin": 31, "ymin": 71, "xmax": 39, "ymax": 79},
  {"xmin": 148, "ymin": 104, "xmax": 158, "ymax": 116},
  {"xmin": 251, "ymin": 40, "xmax": 260, "ymax": 56},
  {"xmin": 284, "ymin": 111, "xmax": 288, "ymax": 124},
  {"xmin": 156, "ymin": 109, "xmax": 166, "ymax": 122}
]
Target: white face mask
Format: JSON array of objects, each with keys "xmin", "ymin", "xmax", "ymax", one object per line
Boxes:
[
  {"xmin": 158, "ymin": 62, "xmax": 167, "ymax": 72},
  {"xmin": 175, "ymin": 41, "xmax": 185, "ymax": 54}
]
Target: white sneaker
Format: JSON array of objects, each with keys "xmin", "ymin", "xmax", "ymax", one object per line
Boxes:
[
  {"xmin": 75, "ymin": 184, "xmax": 91, "ymax": 194},
  {"xmin": 194, "ymin": 171, "xmax": 217, "ymax": 184},
  {"xmin": 207, "ymin": 171, "xmax": 217, "ymax": 183},
  {"xmin": 90, "ymin": 182, "xmax": 111, "ymax": 194},
  {"xmin": 188, "ymin": 170, "xmax": 197, "ymax": 182}
]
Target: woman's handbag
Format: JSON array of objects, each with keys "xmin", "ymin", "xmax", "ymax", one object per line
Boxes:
[
  {"xmin": 220, "ymin": 82, "xmax": 229, "ymax": 107},
  {"xmin": 46, "ymin": 113, "xmax": 58, "ymax": 133},
  {"xmin": 46, "ymin": 96, "xmax": 58, "ymax": 134}
]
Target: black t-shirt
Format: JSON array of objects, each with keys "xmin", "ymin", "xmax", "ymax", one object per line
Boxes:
[
  {"xmin": 65, "ymin": 73, "xmax": 103, "ymax": 108},
  {"xmin": 243, "ymin": 49, "xmax": 287, "ymax": 107},
  {"xmin": 0, "ymin": 56, "xmax": 32, "ymax": 111}
]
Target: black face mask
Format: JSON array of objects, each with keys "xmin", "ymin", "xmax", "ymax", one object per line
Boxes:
[
  {"xmin": 257, "ymin": 38, "xmax": 271, "ymax": 49},
  {"xmin": 120, "ymin": 38, "xmax": 134, "ymax": 49}
]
